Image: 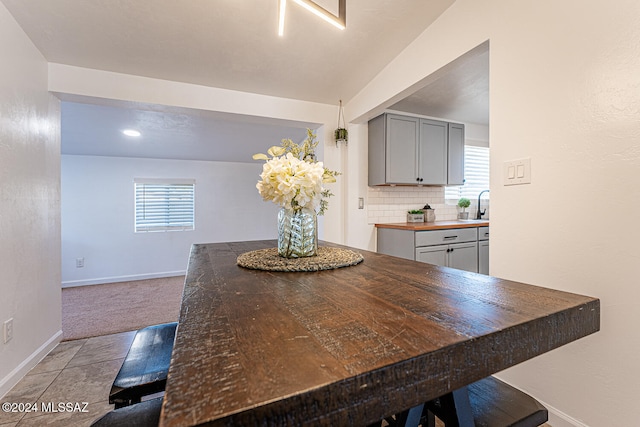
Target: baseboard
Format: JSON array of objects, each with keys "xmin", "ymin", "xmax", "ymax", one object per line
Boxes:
[
  {"xmin": 543, "ymin": 399, "xmax": 590, "ymax": 427},
  {"xmin": 61, "ymin": 271, "xmax": 186, "ymax": 288},
  {"xmin": 0, "ymin": 330, "xmax": 62, "ymax": 399}
]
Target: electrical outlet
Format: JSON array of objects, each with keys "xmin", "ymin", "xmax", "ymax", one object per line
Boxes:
[
  {"xmin": 3, "ymin": 318, "xmax": 13, "ymax": 344},
  {"xmin": 76, "ymin": 257, "xmax": 84, "ymax": 268}
]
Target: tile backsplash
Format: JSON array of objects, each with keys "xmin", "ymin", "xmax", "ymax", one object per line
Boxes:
[{"xmin": 367, "ymin": 186, "xmax": 490, "ymax": 224}]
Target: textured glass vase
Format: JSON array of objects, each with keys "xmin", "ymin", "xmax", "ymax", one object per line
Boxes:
[{"xmin": 278, "ymin": 207, "xmax": 318, "ymax": 258}]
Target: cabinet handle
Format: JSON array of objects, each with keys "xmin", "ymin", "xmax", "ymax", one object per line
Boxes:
[{"xmin": 443, "ymin": 236, "xmax": 458, "ymax": 240}]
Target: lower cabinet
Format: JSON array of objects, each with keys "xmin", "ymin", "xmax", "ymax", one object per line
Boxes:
[
  {"xmin": 377, "ymin": 226, "xmax": 481, "ymax": 274},
  {"xmin": 478, "ymin": 226, "xmax": 489, "ymax": 275},
  {"xmin": 478, "ymin": 241, "xmax": 489, "ymax": 275},
  {"xmin": 416, "ymin": 241, "xmax": 478, "ymax": 272}
]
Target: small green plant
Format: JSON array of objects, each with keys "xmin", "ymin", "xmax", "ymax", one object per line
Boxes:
[
  {"xmin": 334, "ymin": 127, "xmax": 348, "ymax": 142},
  {"xmin": 408, "ymin": 209, "xmax": 423, "ymax": 214},
  {"xmin": 457, "ymin": 198, "xmax": 471, "ymax": 211}
]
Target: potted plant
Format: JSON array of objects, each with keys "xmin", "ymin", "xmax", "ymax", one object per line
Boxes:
[
  {"xmin": 334, "ymin": 100, "xmax": 348, "ymax": 145},
  {"xmin": 407, "ymin": 209, "xmax": 425, "ymax": 223},
  {"xmin": 457, "ymin": 198, "xmax": 471, "ymax": 220},
  {"xmin": 334, "ymin": 127, "xmax": 348, "ymax": 143}
]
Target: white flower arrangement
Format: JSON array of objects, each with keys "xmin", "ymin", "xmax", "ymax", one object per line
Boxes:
[{"xmin": 253, "ymin": 129, "xmax": 338, "ymax": 215}]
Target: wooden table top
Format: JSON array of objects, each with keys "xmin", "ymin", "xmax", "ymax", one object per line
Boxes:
[{"xmin": 159, "ymin": 240, "xmax": 599, "ymax": 427}]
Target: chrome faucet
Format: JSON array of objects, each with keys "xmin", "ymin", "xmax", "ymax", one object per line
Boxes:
[{"xmin": 475, "ymin": 190, "xmax": 489, "ymax": 219}]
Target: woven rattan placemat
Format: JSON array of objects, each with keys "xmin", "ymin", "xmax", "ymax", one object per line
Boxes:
[{"xmin": 237, "ymin": 246, "xmax": 364, "ymax": 272}]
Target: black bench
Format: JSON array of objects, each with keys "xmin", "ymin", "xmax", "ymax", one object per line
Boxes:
[
  {"xmin": 425, "ymin": 376, "xmax": 548, "ymax": 427},
  {"xmin": 109, "ymin": 322, "xmax": 178, "ymax": 409},
  {"xmin": 378, "ymin": 376, "xmax": 547, "ymax": 427},
  {"xmin": 91, "ymin": 396, "xmax": 162, "ymax": 427}
]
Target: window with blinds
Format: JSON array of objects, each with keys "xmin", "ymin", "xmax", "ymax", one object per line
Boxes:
[
  {"xmin": 134, "ymin": 179, "xmax": 195, "ymax": 232},
  {"xmin": 445, "ymin": 146, "xmax": 490, "ymax": 200}
]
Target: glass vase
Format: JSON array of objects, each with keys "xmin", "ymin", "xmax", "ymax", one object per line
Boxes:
[{"xmin": 278, "ymin": 207, "xmax": 318, "ymax": 258}]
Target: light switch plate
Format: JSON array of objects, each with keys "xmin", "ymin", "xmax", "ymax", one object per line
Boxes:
[
  {"xmin": 3, "ymin": 318, "xmax": 13, "ymax": 344},
  {"xmin": 503, "ymin": 158, "xmax": 531, "ymax": 186}
]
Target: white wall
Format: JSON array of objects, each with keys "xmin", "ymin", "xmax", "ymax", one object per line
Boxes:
[
  {"xmin": 61, "ymin": 155, "xmax": 288, "ymax": 285},
  {"xmin": 344, "ymin": 0, "xmax": 639, "ymax": 426},
  {"xmin": 0, "ymin": 3, "xmax": 62, "ymax": 397},
  {"xmin": 48, "ymin": 65, "xmax": 347, "ymax": 245}
]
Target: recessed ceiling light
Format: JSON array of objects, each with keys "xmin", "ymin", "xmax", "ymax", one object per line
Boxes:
[{"xmin": 122, "ymin": 129, "xmax": 141, "ymax": 137}]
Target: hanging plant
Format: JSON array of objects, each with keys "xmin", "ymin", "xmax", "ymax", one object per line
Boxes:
[
  {"xmin": 335, "ymin": 127, "xmax": 348, "ymax": 142},
  {"xmin": 335, "ymin": 100, "xmax": 348, "ymax": 144}
]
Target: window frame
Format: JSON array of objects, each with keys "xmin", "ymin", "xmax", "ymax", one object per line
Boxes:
[
  {"xmin": 134, "ymin": 178, "xmax": 196, "ymax": 233},
  {"xmin": 445, "ymin": 145, "xmax": 490, "ymax": 202}
]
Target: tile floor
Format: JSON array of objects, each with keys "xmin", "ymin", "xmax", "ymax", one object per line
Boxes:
[
  {"xmin": 0, "ymin": 331, "xmax": 136, "ymax": 427},
  {"xmin": 1, "ymin": 332, "xmax": 553, "ymax": 427}
]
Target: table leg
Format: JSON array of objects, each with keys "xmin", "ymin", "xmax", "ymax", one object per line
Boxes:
[
  {"xmin": 426, "ymin": 386, "xmax": 475, "ymax": 427},
  {"xmin": 376, "ymin": 403, "xmax": 425, "ymax": 427},
  {"xmin": 396, "ymin": 403, "xmax": 424, "ymax": 427}
]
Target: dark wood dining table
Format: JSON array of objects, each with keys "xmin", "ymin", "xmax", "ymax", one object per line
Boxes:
[{"xmin": 159, "ymin": 240, "xmax": 599, "ymax": 427}]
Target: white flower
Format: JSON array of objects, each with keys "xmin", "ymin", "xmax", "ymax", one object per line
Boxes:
[
  {"xmin": 253, "ymin": 129, "xmax": 339, "ymax": 215},
  {"xmin": 256, "ymin": 153, "xmax": 325, "ymax": 211}
]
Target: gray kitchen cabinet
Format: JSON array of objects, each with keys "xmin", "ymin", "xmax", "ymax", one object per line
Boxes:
[
  {"xmin": 478, "ymin": 226, "xmax": 490, "ymax": 275},
  {"xmin": 415, "ymin": 228, "xmax": 478, "ymax": 272},
  {"xmin": 416, "ymin": 241, "xmax": 478, "ymax": 272},
  {"xmin": 419, "ymin": 119, "xmax": 448, "ymax": 185},
  {"xmin": 385, "ymin": 114, "xmax": 420, "ymax": 184},
  {"xmin": 377, "ymin": 226, "xmax": 479, "ymax": 273},
  {"xmin": 448, "ymin": 123, "xmax": 465, "ymax": 185},
  {"xmin": 368, "ymin": 113, "xmax": 464, "ymax": 186}
]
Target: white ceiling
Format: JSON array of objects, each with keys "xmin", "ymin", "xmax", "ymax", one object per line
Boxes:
[
  {"xmin": 60, "ymin": 100, "xmax": 315, "ymax": 162},
  {"xmin": 3, "ymin": 0, "xmax": 456, "ymax": 104},
  {"xmin": 390, "ymin": 42, "xmax": 489, "ymax": 125},
  {"xmin": 3, "ymin": 0, "xmax": 489, "ymax": 160}
]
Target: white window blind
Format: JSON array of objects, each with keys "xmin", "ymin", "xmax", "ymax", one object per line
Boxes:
[
  {"xmin": 134, "ymin": 179, "xmax": 195, "ymax": 232},
  {"xmin": 445, "ymin": 146, "xmax": 490, "ymax": 200}
]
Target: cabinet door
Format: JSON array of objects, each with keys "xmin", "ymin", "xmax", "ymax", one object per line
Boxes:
[
  {"xmin": 419, "ymin": 119, "xmax": 448, "ymax": 185},
  {"xmin": 386, "ymin": 114, "xmax": 419, "ymax": 184},
  {"xmin": 448, "ymin": 242, "xmax": 478, "ymax": 273},
  {"xmin": 478, "ymin": 240, "xmax": 489, "ymax": 275},
  {"xmin": 447, "ymin": 123, "xmax": 465, "ymax": 185},
  {"xmin": 377, "ymin": 228, "xmax": 415, "ymax": 261},
  {"xmin": 415, "ymin": 245, "xmax": 448, "ymax": 267}
]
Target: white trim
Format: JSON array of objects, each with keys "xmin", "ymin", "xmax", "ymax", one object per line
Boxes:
[
  {"xmin": 544, "ymin": 400, "xmax": 591, "ymax": 427},
  {"xmin": 495, "ymin": 375, "xmax": 590, "ymax": 427},
  {"xmin": 133, "ymin": 178, "xmax": 195, "ymax": 185},
  {"xmin": 61, "ymin": 271, "xmax": 186, "ymax": 288},
  {"xmin": 0, "ymin": 330, "xmax": 62, "ymax": 399}
]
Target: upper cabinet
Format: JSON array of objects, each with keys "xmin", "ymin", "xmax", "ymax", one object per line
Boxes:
[
  {"xmin": 368, "ymin": 113, "xmax": 465, "ymax": 186},
  {"xmin": 447, "ymin": 122, "xmax": 465, "ymax": 185}
]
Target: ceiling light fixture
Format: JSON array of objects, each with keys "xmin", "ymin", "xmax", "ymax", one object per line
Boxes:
[
  {"xmin": 122, "ymin": 129, "xmax": 141, "ymax": 137},
  {"xmin": 279, "ymin": 0, "xmax": 345, "ymax": 36},
  {"xmin": 278, "ymin": 0, "xmax": 287, "ymax": 36}
]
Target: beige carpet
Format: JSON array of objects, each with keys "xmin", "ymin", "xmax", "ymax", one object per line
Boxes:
[{"xmin": 62, "ymin": 276, "xmax": 185, "ymax": 341}]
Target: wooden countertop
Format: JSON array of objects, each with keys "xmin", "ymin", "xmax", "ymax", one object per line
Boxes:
[
  {"xmin": 375, "ymin": 219, "xmax": 489, "ymax": 231},
  {"xmin": 160, "ymin": 240, "xmax": 599, "ymax": 427}
]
